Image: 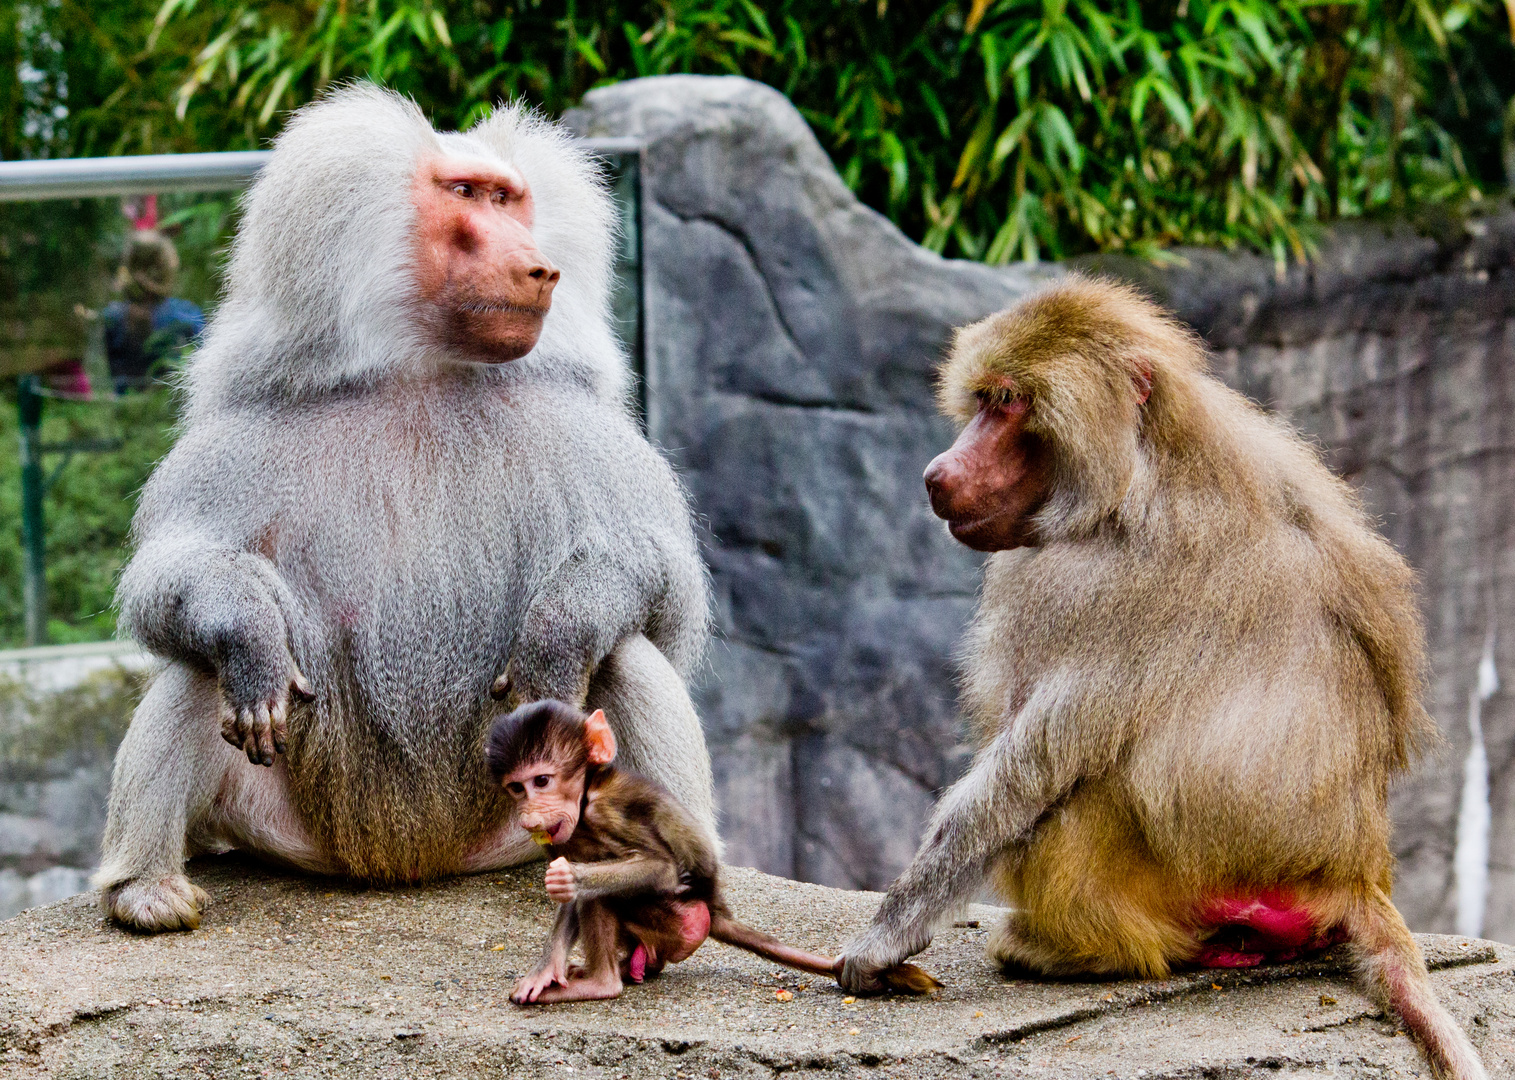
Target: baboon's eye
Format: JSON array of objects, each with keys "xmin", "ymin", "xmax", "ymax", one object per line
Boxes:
[
  {"xmin": 505, "ymin": 782, "xmax": 524, "ymax": 796},
  {"xmin": 533, "ymin": 774, "xmax": 551, "ymax": 789},
  {"xmin": 492, "ymin": 188, "xmax": 511, "ymax": 205},
  {"xmin": 451, "ymin": 183, "xmax": 475, "ymax": 199}
]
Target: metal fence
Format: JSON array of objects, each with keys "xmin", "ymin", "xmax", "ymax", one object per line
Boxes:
[{"xmin": 0, "ymin": 143, "xmax": 644, "ymax": 646}]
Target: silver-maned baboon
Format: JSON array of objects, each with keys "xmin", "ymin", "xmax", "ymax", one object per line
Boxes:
[
  {"xmin": 838, "ymin": 277, "xmax": 1485, "ymax": 1079},
  {"xmin": 96, "ymin": 84, "xmax": 714, "ymax": 933}
]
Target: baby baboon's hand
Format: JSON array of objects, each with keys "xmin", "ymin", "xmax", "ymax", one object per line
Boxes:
[
  {"xmin": 545, "ymin": 857, "xmax": 578, "ymax": 904},
  {"xmin": 218, "ymin": 649, "xmax": 315, "ymax": 767}
]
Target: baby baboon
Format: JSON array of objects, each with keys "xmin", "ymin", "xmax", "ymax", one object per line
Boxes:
[
  {"xmin": 488, "ymin": 700, "xmax": 939, "ymax": 1003},
  {"xmin": 96, "ymin": 85, "xmax": 714, "ymax": 933},
  {"xmin": 838, "ymin": 277, "xmax": 1485, "ymax": 1079}
]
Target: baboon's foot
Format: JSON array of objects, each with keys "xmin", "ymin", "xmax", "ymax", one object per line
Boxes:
[{"xmin": 101, "ymin": 875, "xmax": 210, "ymax": 932}]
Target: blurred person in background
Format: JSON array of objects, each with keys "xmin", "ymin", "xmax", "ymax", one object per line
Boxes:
[{"xmin": 101, "ymin": 197, "xmax": 204, "ymax": 393}]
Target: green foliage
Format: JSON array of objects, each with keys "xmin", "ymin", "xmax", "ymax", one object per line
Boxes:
[
  {"xmin": 9, "ymin": 0, "xmax": 1513, "ymax": 265},
  {"xmin": 2, "ymin": 0, "xmax": 1512, "ymax": 645},
  {"xmin": 0, "ymin": 384, "xmax": 181, "ymax": 648}
]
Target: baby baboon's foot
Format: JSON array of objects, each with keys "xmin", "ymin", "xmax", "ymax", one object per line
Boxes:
[{"xmin": 101, "ymin": 875, "xmax": 210, "ymax": 932}]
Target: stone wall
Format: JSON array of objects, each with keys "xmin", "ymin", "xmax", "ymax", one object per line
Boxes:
[
  {"xmin": 0, "ymin": 652, "xmax": 144, "ymax": 918},
  {"xmin": 568, "ymin": 75, "xmax": 1515, "ymax": 942},
  {"xmin": 568, "ymin": 78, "xmax": 1054, "ymax": 890}
]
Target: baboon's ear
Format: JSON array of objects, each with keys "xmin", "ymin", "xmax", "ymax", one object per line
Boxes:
[
  {"xmin": 1133, "ymin": 365, "xmax": 1152, "ymax": 404},
  {"xmin": 584, "ymin": 709, "xmax": 617, "ymax": 766}
]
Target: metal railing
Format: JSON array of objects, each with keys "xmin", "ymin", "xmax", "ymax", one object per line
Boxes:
[
  {"xmin": 3, "ymin": 142, "xmax": 644, "ymax": 645},
  {"xmin": 0, "ymin": 151, "xmax": 272, "ymax": 201}
]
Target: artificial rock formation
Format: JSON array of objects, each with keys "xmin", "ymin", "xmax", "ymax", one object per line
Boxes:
[
  {"xmin": 569, "ymin": 76, "xmax": 1515, "ymax": 943},
  {"xmin": 2, "ymin": 856, "xmax": 1510, "ymax": 1078},
  {"xmin": 567, "ymin": 77, "xmax": 1054, "ymax": 891}
]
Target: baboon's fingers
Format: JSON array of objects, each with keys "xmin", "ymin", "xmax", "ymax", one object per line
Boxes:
[
  {"xmin": 219, "ymin": 711, "xmax": 243, "ymax": 749},
  {"xmin": 270, "ymin": 699, "xmax": 289, "ymax": 756},
  {"xmin": 251, "ymin": 703, "xmax": 276, "ymax": 766},
  {"xmin": 881, "ymin": 963, "xmax": 942, "ymax": 995},
  {"xmin": 224, "ymin": 704, "xmax": 251, "ymax": 751},
  {"xmin": 238, "ymin": 707, "xmax": 262, "ymax": 764}
]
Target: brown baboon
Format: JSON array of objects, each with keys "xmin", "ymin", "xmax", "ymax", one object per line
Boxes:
[
  {"xmin": 837, "ymin": 276, "xmax": 1485, "ymax": 1079},
  {"xmin": 95, "ymin": 85, "xmax": 714, "ymax": 933},
  {"xmin": 485, "ymin": 700, "xmax": 938, "ymax": 1004}
]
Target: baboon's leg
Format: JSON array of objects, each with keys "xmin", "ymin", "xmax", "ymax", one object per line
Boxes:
[
  {"xmin": 459, "ymin": 818, "xmax": 543, "ymax": 873},
  {"xmin": 95, "ymin": 664, "xmax": 327, "ymax": 932},
  {"xmin": 585, "ymin": 633, "xmax": 718, "ymax": 846},
  {"xmin": 530, "ymin": 900, "xmax": 625, "ymax": 1003},
  {"xmin": 988, "ymin": 790, "xmax": 1192, "ymax": 980}
]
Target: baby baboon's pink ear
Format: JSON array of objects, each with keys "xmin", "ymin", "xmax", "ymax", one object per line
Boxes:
[{"xmin": 584, "ymin": 709, "xmax": 617, "ymax": 766}]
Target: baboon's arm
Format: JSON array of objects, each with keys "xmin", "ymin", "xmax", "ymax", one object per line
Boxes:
[
  {"xmin": 119, "ymin": 533, "xmax": 298, "ymax": 680},
  {"xmin": 569, "ymin": 852, "xmax": 682, "ymax": 903},
  {"xmin": 838, "ymin": 715, "xmax": 1072, "ymax": 993},
  {"xmin": 117, "ymin": 515, "xmax": 310, "ymax": 764}
]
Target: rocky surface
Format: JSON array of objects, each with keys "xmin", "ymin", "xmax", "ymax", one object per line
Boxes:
[
  {"xmin": 2, "ymin": 857, "xmax": 1511, "ymax": 1078},
  {"xmin": 0, "ymin": 662, "xmax": 144, "ymax": 917}
]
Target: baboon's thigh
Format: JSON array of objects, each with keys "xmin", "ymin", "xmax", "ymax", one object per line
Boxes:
[
  {"xmin": 585, "ymin": 634, "xmax": 716, "ymax": 841},
  {"xmin": 991, "ymin": 787, "xmax": 1193, "ymax": 979}
]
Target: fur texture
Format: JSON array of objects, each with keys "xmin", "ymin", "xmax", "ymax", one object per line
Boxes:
[
  {"xmin": 97, "ymin": 85, "xmax": 713, "ymax": 922},
  {"xmin": 842, "ymin": 276, "xmax": 1482, "ymax": 1079}
]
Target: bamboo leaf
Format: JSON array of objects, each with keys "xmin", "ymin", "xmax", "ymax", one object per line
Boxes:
[
  {"xmin": 257, "ymin": 66, "xmax": 293, "ymax": 126},
  {"xmin": 1151, "ymin": 77, "xmax": 1194, "ymax": 135}
]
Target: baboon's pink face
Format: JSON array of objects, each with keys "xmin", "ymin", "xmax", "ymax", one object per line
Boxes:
[
  {"xmin": 503, "ymin": 761, "xmax": 585, "ymax": 846},
  {"xmin": 923, "ymin": 384, "xmax": 1053, "ymax": 551},
  {"xmin": 411, "ymin": 157, "xmax": 560, "ymax": 363}
]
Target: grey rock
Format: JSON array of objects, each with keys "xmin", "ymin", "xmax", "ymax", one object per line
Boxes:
[
  {"xmin": 0, "ymin": 866, "xmax": 92, "ymax": 921},
  {"xmin": 2, "ymin": 857, "xmax": 1510, "ymax": 1078},
  {"xmin": 567, "ymin": 76, "xmax": 1059, "ymax": 888},
  {"xmin": 0, "ymin": 870, "xmax": 25, "ymax": 919},
  {"xmin": 22, "ymin": 866, "xmax": 90, "ymax": 909}
]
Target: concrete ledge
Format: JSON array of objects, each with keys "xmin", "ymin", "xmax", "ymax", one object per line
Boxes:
[
  {"xmin": 1, "ymin": 856, "xmax": 1510, "ymax": 1077},
  {"xmin": 0, "ymin": 641, "xmax": 151, "ymax": 695}
]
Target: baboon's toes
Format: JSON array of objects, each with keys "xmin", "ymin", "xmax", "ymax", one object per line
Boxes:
[{"xmin": 101, "ymin": 875, "xmax": 208, "ymax": 933}]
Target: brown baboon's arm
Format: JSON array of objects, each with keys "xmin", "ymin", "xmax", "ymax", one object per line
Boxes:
[
  {"xmin": 570, "ymin": 853, "xmax": 682, "ymax": 903},
  {"xmin": 839, "ymin": 714, "xmax": 1075, "ymax": 993}
]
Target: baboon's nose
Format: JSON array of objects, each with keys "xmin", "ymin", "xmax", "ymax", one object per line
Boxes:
[{"xmin": 923, "ymin": 453, "xmax": 959, "ymax": 516}]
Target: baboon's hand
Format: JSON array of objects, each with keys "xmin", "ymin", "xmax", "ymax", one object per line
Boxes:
[
  {"xmin": 837, "ymin": 924, "xmax": 913, "ymax": 995},
  {"xmin": 218, "ymin": 650, "xmax": 315, "ymax": 767},
  {"xmin": 491, "ymin": 650, "xmax": 592, "ymax": 710},
  {"xmin": 544, "ymin": 857, "xmax": 578, "ymax": 904}
]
